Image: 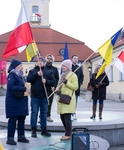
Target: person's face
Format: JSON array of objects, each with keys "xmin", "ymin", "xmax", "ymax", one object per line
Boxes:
[
  {"xmin": 61, "ymin": 65, "xmax": 68, "ymax": 72},
  {"xmin": 16, "ymin": 64, "xmax": 23, "ymax": 70},
  {"xmin": 71, "ymin": 56, "xmax": 78, "ymax": 64},
  {"xmin": 94, "ymin": 67, "xmax": 100, "ymax": 73},
  {"xmin": 46, "ymin": 55, "xmax": 53, "ymax": 63},
  {"xmin": 37, "ymin": 59, "xmax": 44, "ymax": 67}
]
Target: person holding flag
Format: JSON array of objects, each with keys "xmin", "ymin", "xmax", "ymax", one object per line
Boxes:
[
  {"xmin": 89, "ymin": 64, "xmax": 109, "ymax": 120},
  {"xmin": 88, "ymin": 28, "xmax": 122, "ymax": 120},
  {"xmin": 27, "ymin": 56, "xmax": 56, "ymax": 137},
  {"xmin": 56, "ymin": 59, "xmax": 78, "ymax": 140}
]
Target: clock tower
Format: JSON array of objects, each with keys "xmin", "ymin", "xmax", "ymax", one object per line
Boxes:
[{"xmin": 22, "ymin": 0, "xmax": 50, "ymax": 28}]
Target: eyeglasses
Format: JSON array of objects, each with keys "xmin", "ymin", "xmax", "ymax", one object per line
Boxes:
[{"xmin": 47, "ymin": 58, "xmax": 52, "ymax": 60}]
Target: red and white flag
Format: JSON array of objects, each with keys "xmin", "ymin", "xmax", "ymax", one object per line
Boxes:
[
  {"xmin": 35, "ymin": 13, "xmax": 41, "ymax": 17},
  {"xmin": 2, "ymin": 3, "xmax": 33, "ymax": 59},
  {"xmin": 114, "ymin": 50, "xmax": 124, "ymax": 74}
]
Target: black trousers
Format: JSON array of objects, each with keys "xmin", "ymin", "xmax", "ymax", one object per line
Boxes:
[
  {"xmin": 47, "ymin": 94, "xmax": 54, "ymax": 117},
  {"xmin": 60, "ymin": 113, "xmax": 72, "ymax": 136},
  {"xmin": 7, "ymin": 116, "xmax": 26, "ymax": 140}
]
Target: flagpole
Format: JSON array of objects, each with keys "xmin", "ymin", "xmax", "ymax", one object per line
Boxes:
[
  {"xmin": 100, "ymin": 58, "xmax": 118, "ymax": 83},
  {"xmin": 73, "ymin": 50, "xmax": 98, "ymax": 74},
  {"xmin": 48, "ymin": 50, "xmax": 98, "ymax": 99}
]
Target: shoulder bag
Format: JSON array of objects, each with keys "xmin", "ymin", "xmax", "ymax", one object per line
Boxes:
[
  {"xmin": 12, "ymin": 91, "xmax": 24, "ymax": 99},
  {"xmin": 59, "ymin": 92, "xmax": 74, "ymax": 105},
  {"xmin": 87, "ymin": 83, "xmax": 94, "ymax": 91}
]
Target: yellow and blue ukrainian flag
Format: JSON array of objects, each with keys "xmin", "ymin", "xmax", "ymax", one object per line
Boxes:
[
  {"xmin": 96, "ymin": 28, "xmax": 123, "ymax": 78},
  {"xmin": 26, "ymin": 39, "xmax": 38, "ymax": 62}
]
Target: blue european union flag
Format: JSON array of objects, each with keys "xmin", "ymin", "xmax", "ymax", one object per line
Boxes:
[{"xmin": 63, "ymin": 42, "xmax": 69, "ymax": 60}]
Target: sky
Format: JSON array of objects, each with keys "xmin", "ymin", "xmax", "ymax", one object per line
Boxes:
[{"xmin": 0, "ymin": 0, "xmax": 124, "ymax": 51}]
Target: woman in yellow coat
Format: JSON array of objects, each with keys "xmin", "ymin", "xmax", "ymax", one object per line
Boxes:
[{"xmin": 57, "ymin": 59, "xmax": 78, "ymax": 140}]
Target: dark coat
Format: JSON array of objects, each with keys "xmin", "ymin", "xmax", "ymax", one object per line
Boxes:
[
  {"xmin": 89, "ymin": 72, "xmax": 109, "ymax": 100},
  {"xmin": 72, "ymin": 64, "xmax": 84, "ymax": 96},
  {"xmin": 27, "ymin": 66, "xmax": 56, "ymax": 98},
  {"xmin": 45, "ymin": 63, "xmax": 59, "ymax": 88},
  {"xmin": 5, "ymin": 72, "xmax": 28, "ymax": 118}
]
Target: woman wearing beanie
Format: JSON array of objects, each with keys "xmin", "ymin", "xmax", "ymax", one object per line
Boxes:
[
  {"xmin": 56, "ymin": 59, "xmax": 78, "ymax": 140},
  {"xmin": 5, "ymin": 59, "xmax": 30, "ymax": 145}
]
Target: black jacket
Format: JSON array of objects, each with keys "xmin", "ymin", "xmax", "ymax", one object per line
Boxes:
[
  {"xmin": 45, "ymin": 63, "xmax": 59, "ymax": 88},
  {"xmin": 72, "ymin": 64, "xmax": 84, "ymax": 96},
  {"xmin": 27, "ymin": 66, "xmax": 56, "ymax": 98},
  {"xmin": 90, "ymin": 72, "xmax": 109, "ymax": 100}
]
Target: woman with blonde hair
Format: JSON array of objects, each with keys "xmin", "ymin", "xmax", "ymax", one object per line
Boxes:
[{"xmin": 89, "ymin": 64, "xmax": 109, "ymax": 119}]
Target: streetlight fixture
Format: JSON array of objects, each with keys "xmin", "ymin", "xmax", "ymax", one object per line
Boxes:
[{"xmin": 88, "ymin": 66, "xmax": 92, "ymax": 72}]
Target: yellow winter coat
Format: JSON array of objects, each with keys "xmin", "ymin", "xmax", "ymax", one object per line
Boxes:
[{"xmin": 57, "ymin": 72, "xmax": 78, "ymax": 114}]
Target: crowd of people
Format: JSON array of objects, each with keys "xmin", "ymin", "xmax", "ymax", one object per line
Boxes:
[{"xmin": 5, "ymin": 53, "xmax": 109, "ymax": 145}]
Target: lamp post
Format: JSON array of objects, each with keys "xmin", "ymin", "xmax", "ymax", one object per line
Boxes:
[{"xmin": 88, "ymin": 66, "xmax": 92, "ymax": 79}]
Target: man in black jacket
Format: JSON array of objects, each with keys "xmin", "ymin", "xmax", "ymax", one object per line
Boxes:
[
  {"xmin": 45, "ymin": 54, "xmax": 59, "ymax": 122},
  {"xmin": 71, "ymin": 54, "xmax": 84, "ymax": 121},
  {"xmin": 27, "ymin": 56, "xmax": 56, "ymax": 137}
]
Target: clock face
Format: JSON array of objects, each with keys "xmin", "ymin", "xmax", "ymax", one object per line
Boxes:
[{"xmin": 59, "ymin": 48, "xmax": 64, "ymax": 56}]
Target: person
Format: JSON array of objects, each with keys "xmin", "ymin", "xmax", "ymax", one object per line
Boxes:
[
  {"xmin": 89, "ymin": 64, "xmax": 109, "ymax": 120},
  {"xmin": 56, "ymin": 59, "xmax": 78, "ymax": 140},
  {"xmin": 71, "ymin": 54, "xmax": 84, "ymax": 120},
  {"xmin": 5, "ymin": 59, "xmax": 30, "ymax": 145},
  {"xmin": 27, "ymin": 56, "xmax": 56, "ymax": 137},
  {"xmin": 45, "ymin": 54, "xmax": 59, "ymax": 122}
]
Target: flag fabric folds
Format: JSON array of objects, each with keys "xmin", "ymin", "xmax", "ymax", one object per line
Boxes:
[
  {"xmin": 114, "ymin": 50, "xmax": 124, "ymax": 75},
  {"xmin": 2, "ymin": 3, "xmax": 33, "ymax": 59},
  {"xmin": 63, "ymin": 42, "xmax": 69, "ymax": 60},
  {"xmin": 96, "ymin": 28, "xmax": 123, "ymax": 78},
  {"xmin": 26, "ymin": 40, "xmax": 38, "ymax": 62}
]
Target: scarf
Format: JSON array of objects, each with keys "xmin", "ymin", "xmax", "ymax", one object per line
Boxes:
[
  {"xmin": 10, "ymin": 69, "xmax": 24, "ymax": 79},
  {"xmin": 58, "ymin": 70, "xmax": 70, "ymax": 90}
]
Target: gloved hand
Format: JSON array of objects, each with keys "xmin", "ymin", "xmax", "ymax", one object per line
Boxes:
[
  {"xmin": 98, "ymin": 82, "xmax": 103, "ymax": 86},
  {"xmin": 62, "ymin": 78, "xmax": 67, "ymax": 84}
]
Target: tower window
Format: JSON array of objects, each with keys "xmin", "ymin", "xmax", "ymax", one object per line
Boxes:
[
  {"xmin": 32, "ymin": 6, "xmax": 38, "ymax": 13},
  {"xmin": 31, "ymin": 6, "xmax": 41, "ymax": 22}
]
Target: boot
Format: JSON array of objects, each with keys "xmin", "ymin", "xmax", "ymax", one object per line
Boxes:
[
  {"xmin": 18, "ymin": 137, "xmax": 29, "ymax": 143},
  {"xmin": 6, "ymin": 139, "xmax": 17, "ymax": 145},
  {"xmin": 90, "ymin": 104, "xmax": 97, "ymax": 119},
  {"xmin": 99, "ymin": 104, "xmax": 103, "ymax": 119},
  {"xmin": 41, "ymin": 128, "xmax": 51, "ymax": 137},
  {"xmin": 31, "ymin": 128, "xmax": 37, "ymax": 138}
]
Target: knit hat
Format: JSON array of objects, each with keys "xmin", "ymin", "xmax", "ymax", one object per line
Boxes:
[
  {"xmin": 8, "ymin": 59, "xmax": 22, "ymax": 73},
  {"xmin": 38, "ymin": 56, "xmax": 45, "ymax": 62},
  {"xmin": 61, "ymin": 59, "xmax": 72, "ymax": 70}
]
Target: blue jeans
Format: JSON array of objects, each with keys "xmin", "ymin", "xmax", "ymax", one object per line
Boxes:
[
  {"xmin": 30, "ymin": 97, "xmax": 48, "ymax": 130},
  {"xmin": 76, "ymin": 96, "xmax": 78, "ymax": 106},
  {"xmin": 93, "ymin": 100, "xmax": 104, "ymax": 105}
]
